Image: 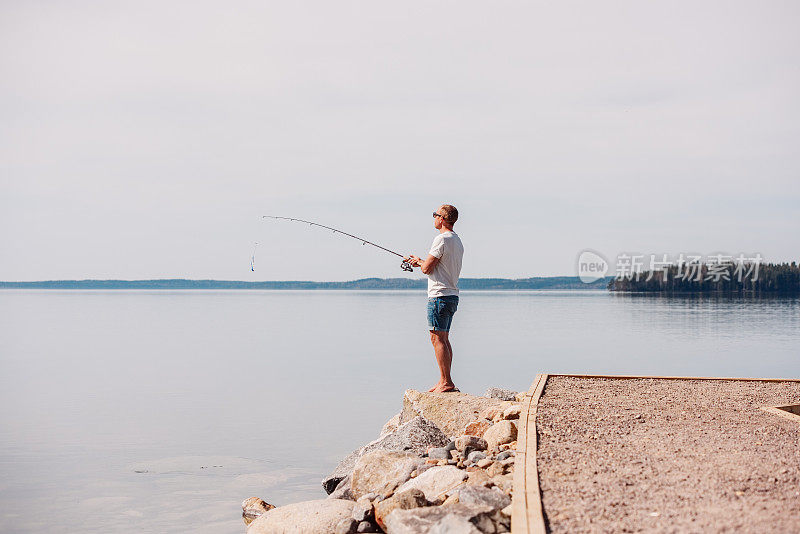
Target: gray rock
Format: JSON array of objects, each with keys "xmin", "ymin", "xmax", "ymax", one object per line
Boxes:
[
  {"xmin": 323, "ymin": 416, "xmax": 448, "ymax": 494},
  {"xmin": 444, "ymin": 441, "xmax": 457, "ymax": 452},
  {"xmin": 455, "ymin": 435, "xmax": 487, "ymax": 452},
  {"xmin": 383, "ymin": 503, "xmax": 495, "ymax": 534},
  {"xmin": 457, "ymin": 486, "xmax": 511, "ymax": 511},
  {"xmin": 328, "ymin": 474, "xmax": 354, "ymax": 500},
  {"xmin": 484, "ymin": 387, "xmax": 518, "ymax": 401},
  {"xmin": 374, "ymin": 488, "xmax": 429, "ymax": 529},
  {"xmin": 247, "ymin": 499, "xmax": 355, "ymax": 534},
  {"xmin": 428, "ymin": 447, "xmax": 450, "ymax": 460},
  {"xmin": 350, "ymin": 450, "xmax": 425, "ymax": 500},
  {"xmin": 335, "ymin": 517, "xmax": 359, "ymax": 534},
  {"xmin": 467, "ymin": 451, "xmax": 486, "ymax": 464},
  {"xmin": 395, "ymin": 465, "xmax": 468, "ymax": 502},
  {"xmin": 357, "ymin": 521, "xmax": 377, "ymax": 533},
  {"xmin": 496, "ymin": 451, "xmax": 514, "ymax": 461},
  {"xmin": 352, "ymin": 499, "xmax": 373, "ymax": 522},
  {"xmin": 380, "ymin": 412, "xmax": 401, "ymax": 437}
]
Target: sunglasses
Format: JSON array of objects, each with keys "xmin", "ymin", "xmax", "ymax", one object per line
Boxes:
[{"xmin": 432, "ymin": 212, "xmax": 444, "ymax": 219}]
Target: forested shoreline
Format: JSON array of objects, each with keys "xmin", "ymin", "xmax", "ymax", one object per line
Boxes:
[{"xmin": 608, "ymin": 262, "xmax": 799, "ymax": 294}]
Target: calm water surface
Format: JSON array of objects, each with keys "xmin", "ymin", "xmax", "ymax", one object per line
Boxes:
[{"xmin": 1, "ymin": 290, "xmax": 798, "ymax": 532}]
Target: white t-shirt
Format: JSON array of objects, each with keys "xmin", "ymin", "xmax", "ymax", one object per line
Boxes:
[{"xmin": 427, "ymin": 230, "xmax": 464, "ymax": 298}]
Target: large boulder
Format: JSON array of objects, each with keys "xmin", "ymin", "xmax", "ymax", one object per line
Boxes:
[
  {"xmin": 323, "ymin": 415, "xmax": 448, "ymax": 494},
  {"xmin": 400, "ymin": 390, "xmax": 509, "ymax": 437},
  {"xmin": 246, "ymin": 499, "xmax": 354, "ymax": 534},
  {"xmin": 394, "ymin": 465, "xmax": 468, "ymax": 502},
  {"xmin": 383, "ymin": 503, "xmax": 497, "ymax": 534},
  {"xmin": 349, "ymin": 450, "xmax": 425, "ymax": 500}
]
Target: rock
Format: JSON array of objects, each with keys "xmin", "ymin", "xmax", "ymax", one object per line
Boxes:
[
  {"xmin": 454, "ymin": 435, "xmax": 487, "ymax": 452},
  {"xmin": 352, "ymin": 499, "xmax": 374, "ymax": 522},
  {"xmin": 466, "ymin": 469, "xmax": 493, "ymax": 488},
  {"xmin": 328, "ymin": 475, "xmax": 354, "ymax": 500},
  {"xmin": 380, "ymin": 412, "xmax": 402, "ymax": 437},
  {"xmin": 444, "ymin": 441, "xmax": 457, "ymax": 452},
  {"xmin": 335, "ymin": 517, "xmax": 359, "ymax": 534},
  {"xmin": 441, "ymin": 493, "xmax": 459, "ymax": 506},
  {"xmin": 323, "ymin": 416, "xmax": 448, "ymax": 494},
  {"xmin": 242, "ymin": 497, "xmax": 275, "ymax": 525},
  {"xmin": 467, "ymin": 451, "xmax": 486, "ymax": 464},
  {"xmin": 350, "ymin": 450, "xmax": 425, "ymax": 500},
  {"xmin": 485, "ymin": 387, "xmax": 519, "ymax": 401},
  {"xmin": 477, "ymin": 402, "xmax": 516, "ymax": 423},
  {"xmin": 247, "ymin": 499, "xmax": 355, "ymax": 534},
  {"xmin": 491, "ymin": 473, "xmax": 514, "ymax": 493},
  {"xmin": 477, "ymin": 458, "xmax": 493, "ymax": 469},
  {"xmin": 400, "ymin": 389, "xmax": 508, "ymax": 437},
  {"xmin": 428, "ymin": 447, "xmax": 450, "ymax": 460},
  {"xmin": 500, "ymin": 504, "xmax": 512, "ymax": 517},
  {"xmin": 457, "ymin": 486, "xmax": 511, "ymax": 511},
  {"xmin": 357, "ymin": 521, "xmax": 377, "ymax": 533},
  {"xmin": 496, "ymin": 451, "xmax": 514, "ymax": 461},
  {"xmin": 501, "ymin": 405, "xmax": 522, "ymax": 420},
  {"xmin": 395, "ymin": 465, "xmax": 468, "ymax": 502},
  {"xmin": 483, "ymin": 420, "xmax": 518, "ymax": 450},
  {"xmin": 383, "ymin": 503, "xmax": 495, "ymax": 534},
  {"xmin": 374, "ymin": 488, "xmax": 428, "ymax": 529},
  {"xmin": 463, "ymin": 419, "xmax": 493, "ymax": 437},
  {"xmin": 487, "ymin": 461, "xmax": 508, "ymax": 478}
]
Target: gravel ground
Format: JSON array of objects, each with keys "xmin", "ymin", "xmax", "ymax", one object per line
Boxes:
[{"xmin": 536, "ymin": 376, "xmax": 800, "ymax": 533}]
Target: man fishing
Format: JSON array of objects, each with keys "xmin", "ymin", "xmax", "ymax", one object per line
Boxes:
[{"xmin": 405, "ymin": 205, "xmax": 464, "ymax": 393}]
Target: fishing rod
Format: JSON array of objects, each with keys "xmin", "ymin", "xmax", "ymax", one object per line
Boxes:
[{"xmin": 261, "ymin": 215, "xmax": 415, "ymax": 272}]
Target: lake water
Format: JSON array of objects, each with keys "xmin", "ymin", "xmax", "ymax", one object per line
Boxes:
[{"xmin": 1, "ymin": 290, "xmax": 798, "ymax": 533}]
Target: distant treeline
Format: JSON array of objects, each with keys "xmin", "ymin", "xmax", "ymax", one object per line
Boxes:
[
  {"xmin": 0, "ymin": 276, "xmax": 611, "ymax": 291},
  {"xmin": 608, "ymin": 262, "xmax": 799, "ymax": 294}
]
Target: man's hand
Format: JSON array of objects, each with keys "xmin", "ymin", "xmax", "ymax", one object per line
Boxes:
[
  {"xmin": 405, "ymin": 255, "xmax": 423, "ymax": 267},
  {"xmin": 404, "ymin": 254, "xmax": 439, "ymax": 274}
]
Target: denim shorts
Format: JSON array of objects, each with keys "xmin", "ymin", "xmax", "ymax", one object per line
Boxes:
[{"xmin": 427, "ymin": 295, "xmax": 459, "ymax": 332}]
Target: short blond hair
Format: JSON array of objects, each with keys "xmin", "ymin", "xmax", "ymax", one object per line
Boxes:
[{"xmin": 440, "ymin": 204, "xmax": 458, "ymax": 224}]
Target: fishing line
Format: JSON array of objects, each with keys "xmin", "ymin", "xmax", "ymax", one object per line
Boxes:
[{"xmin": 261, "ymin": 215, "xmax": 414, "ymax": 272}]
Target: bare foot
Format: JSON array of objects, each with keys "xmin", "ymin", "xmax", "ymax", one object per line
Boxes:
[
  {"xmin": 432, "ymin": 382, "xmax": 459, "ymax": 393},
  {"xmin": 428, "ymin": 382, "xmax": 443, "ymax": 392}
]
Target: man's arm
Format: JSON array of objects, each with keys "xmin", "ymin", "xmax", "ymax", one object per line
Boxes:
[{"xmin": 405, "ymin": 254, "xmax": 439, "ymax": 275}]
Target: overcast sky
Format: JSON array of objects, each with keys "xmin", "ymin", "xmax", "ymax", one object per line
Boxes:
[{"xmin": 1, "ymin": 1, "xmax": 798, "ymax": 281}]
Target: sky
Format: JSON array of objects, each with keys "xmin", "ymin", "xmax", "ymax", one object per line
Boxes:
[{"xmin": 1, "ymin": 1, "xmax": 798, "ymax": 281}]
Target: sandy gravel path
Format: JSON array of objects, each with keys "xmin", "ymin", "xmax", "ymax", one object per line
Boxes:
[{"xmin": 535, "ymin": 376, "xmax": 800, "ymax": 533}]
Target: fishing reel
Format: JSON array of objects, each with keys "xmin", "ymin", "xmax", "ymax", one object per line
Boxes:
[{"xmin": 401, "ymin": 260, "xmax": 414, "ymax": 272}]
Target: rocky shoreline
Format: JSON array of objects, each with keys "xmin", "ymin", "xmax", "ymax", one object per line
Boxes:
[{"xmin": 242, "ymin": 387, "xmax": 526, "ymax": 533}]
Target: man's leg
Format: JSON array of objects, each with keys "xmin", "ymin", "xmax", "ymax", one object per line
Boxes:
[{"xmin": 430, "ymin": 330, "xmax": 456, "ymax": 392}]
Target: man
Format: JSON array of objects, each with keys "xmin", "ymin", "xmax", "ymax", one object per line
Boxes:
[{"xmin": 405, "ymin": 205, "xmax": 464, "ymax": 393}]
